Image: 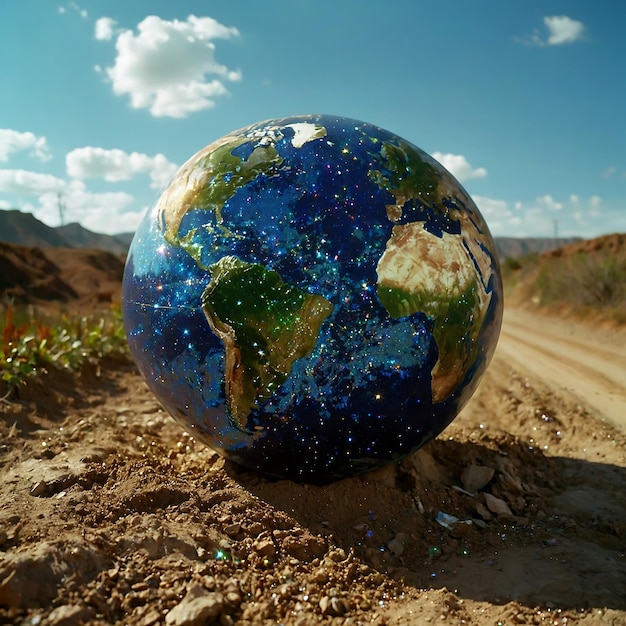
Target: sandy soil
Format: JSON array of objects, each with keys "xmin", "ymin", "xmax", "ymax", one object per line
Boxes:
[{"xmin": 0, "ymin": 308, "xmax": 624, "ymax": 625}]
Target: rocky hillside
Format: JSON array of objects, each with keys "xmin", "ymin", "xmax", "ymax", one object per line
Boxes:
[
  {"xmin": 0, "ymin": 209, "xmax": 131, "ymax": 255},
  {"xmin": 0, "ymin": 241, "xmax": 125, "ymax": 312},
  {"xmin": 494, "ymin": 236, "xmax": 582, "ymax": 259}
]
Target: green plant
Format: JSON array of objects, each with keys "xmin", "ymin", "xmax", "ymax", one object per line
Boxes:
[
  {"xmin": 1, "ymin": 303, "xmax": 129, "ymax": 392},
  {"xmin": 534, "ymin": 252, "xmax": 626, "ymax": 308}
]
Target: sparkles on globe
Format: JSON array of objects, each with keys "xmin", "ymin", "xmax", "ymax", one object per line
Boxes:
[{"xmin": 122, "ymin": 114, "xmax": 503, "ymax": 483}]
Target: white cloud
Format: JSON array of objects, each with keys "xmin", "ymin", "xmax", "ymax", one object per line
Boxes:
[
  {"xmin": 432, "ymin": 152, "xmax": 487, "ymax": 182},
  {"xmin": 101, "ymin": 14, "xmax": 241, "ymax": 118},
  {"xmin": 544, "ymin": 16, "xmax": 584, "ymax": 45},
  {"xmin": 16, "ymin": 180, "xmax": 136, "ymax": 234},
  {"xmin": 469, "ymin": 194, "xmax": 615, "ymax": 238},
  {"xmin": 95, "ymin": 16, "xmax": 117, "ymax": 41},
  {"xmin": 473, "ymin": 195, "xmax": 508, "ymax": 217},
  {"xmin": 0, "ymin": 129, "xmax": 52, "ymax": 162},
  {"xmin": 59, "ymin": 3, "xmax": 87, "ymax": 19},
  {"xmin": 536, "ymin": 194, "xmax": 563, "ymax": 211},
  {"xmin": 602, "ymin": 166, "xmax": 616, "ymax": 179},
  {"xmin": 66, "ymin": 146, "xmax": 178, "ymax": 189},
  {"xmin": 0, "ymin": 169, "xmax": 66, "ymax": 195},
  {"xmin": 526, "ymin": 15, "xmax": 585, "ymax": 47}
]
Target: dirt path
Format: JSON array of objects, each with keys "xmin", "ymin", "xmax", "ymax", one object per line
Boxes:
[
  {"xmin": 498, "ymin": 309, "xmax": 626, "ymax": 433},
  {"xmin": 1, "ymin": 309, "xmax": 625, "ymax": 625}
]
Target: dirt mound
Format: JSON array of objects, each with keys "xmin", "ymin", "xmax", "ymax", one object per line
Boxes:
[
  {"xmin": 542, "ymin": 232, "xmax": 626, "ymax": 258},
  {"xmin": 0, "ymin": 242, "xmax": 125, "ymax": 312}
]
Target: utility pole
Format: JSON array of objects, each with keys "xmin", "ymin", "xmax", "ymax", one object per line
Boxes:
[{"xmin": 57, "ymin": 192, "xmax": 66, "ymax": 227}]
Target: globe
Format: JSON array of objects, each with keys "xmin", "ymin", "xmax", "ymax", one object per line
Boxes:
[{"xmin": 122, "ymin": 114, "xmax": 503, "ymax": 483}]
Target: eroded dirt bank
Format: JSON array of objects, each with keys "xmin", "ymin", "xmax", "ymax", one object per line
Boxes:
[{"xmin": 0, "ymin": 309, "xmax": 624, "ymax": 625}]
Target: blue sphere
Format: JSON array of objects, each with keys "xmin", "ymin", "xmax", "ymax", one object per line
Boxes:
[{"xmin": 122, "ymin": 114, "xmax": 502, "ymax": 482}]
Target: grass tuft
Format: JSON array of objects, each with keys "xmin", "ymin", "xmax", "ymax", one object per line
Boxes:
[{"xmin": 0, "ymin": 303, "xmax": 128, "ymax": 392}]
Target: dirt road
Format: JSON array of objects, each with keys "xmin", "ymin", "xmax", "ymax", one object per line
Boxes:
[
  {"xmin": 1, "ymin": 308, "xmax": 625, "ymax": 625},
  {"xmin": 497, "ymin": 309, "xmax": 626, "ymax": 433}
]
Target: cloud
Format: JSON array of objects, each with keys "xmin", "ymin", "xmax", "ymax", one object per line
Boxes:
[
  {"xmin": 432, "ymin": 152, "xmax": 487, "ymax": 182},
  {"xmin": 100, "ymin": 14, "xmax": 241, "ymax": 118},
  {"xmin": 59, "ymin": 2, "xmax": 87, "ymax": 19},
  {"xmin": 66, "ymin": 146, "xmax": 178, "ymax": 189},
  {"xmin": 471, "ymin": 194, "xmax": 613, "ymax": 238},
  {"xmin": 95, "ymin": 17, "xmax": 117, "ymax": 41},
  {"xmin": 544, "ymin": 16, "xmax": 585, "ymax": 45},
  {"xmin": 536, "ymin": 194, "xmax": 563, "ymax": 211},
  {"xmin": 526, "ymin": 15, "xmax": 585, "ymax": 46},
  {"xmin": 0, "ymin": 129, "xmax": 52, "ymax": 162},
  {"xmin": 0, "ymin": 169, "xmax": 66, "ymax": 195},
  {"xmin": 26, "ymin": 184, "xmax": 136, "ymax": 233}
]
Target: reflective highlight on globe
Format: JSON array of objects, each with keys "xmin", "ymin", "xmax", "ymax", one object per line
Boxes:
[{"xmin": 122, "ymin": 114, "xmax": 503, "ymax": 482}]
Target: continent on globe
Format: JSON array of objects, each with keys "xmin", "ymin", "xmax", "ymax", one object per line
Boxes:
[
  {"xmin": 201, "ymin": 256, "xmax": 333, "ymax": 432},
  {"xmin": 376, "ymin": 223, "xmax": 483, "ymax": 402}
]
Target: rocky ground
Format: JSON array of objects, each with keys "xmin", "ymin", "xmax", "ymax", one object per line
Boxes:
[{"xmin": 0, "ymin": 308, "xmax": 625, "ymax": 625}]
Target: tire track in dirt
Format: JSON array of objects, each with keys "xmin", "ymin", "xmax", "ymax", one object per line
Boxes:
[{"xmin": 496, "ymin": 309, "xmax": 626, "ymax": 433}]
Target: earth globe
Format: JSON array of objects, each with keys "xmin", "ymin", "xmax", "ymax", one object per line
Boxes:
[{"xmin": 122, "ymin": 114, "xmax": 503, "ymax": 483}]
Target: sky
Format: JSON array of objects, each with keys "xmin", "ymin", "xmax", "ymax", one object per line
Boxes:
[{"xmin": 0, "ymin": 0, "xmax": 624, "ymax": 239}]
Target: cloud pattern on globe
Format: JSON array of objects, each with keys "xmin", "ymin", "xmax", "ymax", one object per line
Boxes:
[{"xmin": 122, "ymin": 115, "xmax": 503, "ymax": 482}]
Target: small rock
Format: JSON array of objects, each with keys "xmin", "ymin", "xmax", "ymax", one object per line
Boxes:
[
  {"xmin": 327, "ymin": 547, "xmax": 347, "ymax": 562},
  {"xmin": 253, "ymin": 537, "xmax": 276, "ymax": 558},
  {"xmin": 319, "ymin": 595, "xmax": 347, "ymax": 616},
  {"xmin": 47, "ymin": 604, "xmax": 92, "ymax": 626},
  {"xmin": 223, "ymin": 523, "xmax": 240, "ymax": 537},
  {"xmin": 30, "ymin": 480, "xmax": 47, "ymax": 497},
  {"xmin": 282, "ymin": 533, "xmax": 325, "ymax": 562},
  {"xmin": 387, "ymin": 533, "xmax": 409, "ymax": 556},
  {"xmin": 484, "ymin": 493, "xmax": 513, "ymax": 516},
  {"xmin": 475, "ymin": 502, "xmax": 492, "ymax": 520},
  {"xmin": 165, "ymin": 586, "xmax": 224, "ymax": 626},
  {"xmin": 313, "ymin": 568, "xmax": 329, "ymax": 584},
  {"xmin": 461, "ymin": 465, "xmax": 494, "ymax": 493}
]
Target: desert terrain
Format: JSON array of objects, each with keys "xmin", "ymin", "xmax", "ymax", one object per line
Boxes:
[{"xmin": 0, "ymin": 237, "xmax": 624, "ymax": 625}]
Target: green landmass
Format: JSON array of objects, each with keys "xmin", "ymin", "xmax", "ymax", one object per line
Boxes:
[
  {"xmin": 163, "ymin": 138, "xmax": 284, "ymax": 249},
  {"xmin": 377, "ymin": 280, "xmax": 482, "ymax": 401},
  {"xmin": 368, "ymin": 140, "xmax": 442, "ymax": 217},
  {"xmin": 201, "ymin": 257, "xmax": 333, "ymax": 431}
]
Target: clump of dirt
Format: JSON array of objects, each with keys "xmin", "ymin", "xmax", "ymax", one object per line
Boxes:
[{"xmin": 1, "ymin": 310, "xmax": 625, "ymax": 625}]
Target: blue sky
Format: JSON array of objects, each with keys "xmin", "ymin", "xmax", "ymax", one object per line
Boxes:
[{"xmin": 0, "ymin": 1, "xmax": 624, "ymax": 238}]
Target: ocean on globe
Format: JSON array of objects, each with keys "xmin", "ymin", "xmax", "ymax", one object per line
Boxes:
[{"xmin": 122, "ymin": 114, "xmax": 503, "ymax": 483}]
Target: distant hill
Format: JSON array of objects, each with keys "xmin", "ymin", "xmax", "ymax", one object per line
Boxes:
[
  {"xmin": 0, "ymin": 207, "xmax": 588, "ymax": 260},
  {"xmin": 0, "ymin": 209, "xmax": 132, "ymax": 255},
  {"xmin": 502, "ymin": 233, "xmax": 626, "ymax": 325},
  {"xmin": 494, "ymin": 237, "xmax": 583, "ymax": 260}
]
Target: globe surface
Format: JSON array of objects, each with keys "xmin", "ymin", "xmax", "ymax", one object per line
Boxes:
[{"xmin": 122, "ymin": 114, "xmax": 503, "ymax": 482}]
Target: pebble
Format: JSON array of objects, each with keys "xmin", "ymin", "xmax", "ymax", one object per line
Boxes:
[
  {"xmin": 253, "ymin": 537, "xmax": 276, "ymax": 558},
  {"xmin": 484, "ymin": 493, "xmax": 513, "ymax": 516},
  {"xmin": 47, "ymin": 604, "xmax": 92, "ymax": 626},
  {"xmin": 387, "ymin": 533, "xmax": 409, "ymax": 556},
  {"xmin": 165, "ymin": 586, "xmax": 224, "ymax": 626},
  {"xmin": 30, "ymin": 480, "xmax": 47, "ymax": 497},
  {"xmin": 461, "ymin": 465, "xmax": 495, "ymax": 493},
  {"xmin": 319, "ymin": 595, "xmax": 347, "ymax": 616}
]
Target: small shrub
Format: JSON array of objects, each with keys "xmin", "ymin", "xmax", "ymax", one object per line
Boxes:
[
  {"xmin": 0, "ymin": 303, "xmax": 128, "ymax": 392},
  {"xmin": 534, "ymin": 252, "xmax": 626, "ymax": 309}
]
